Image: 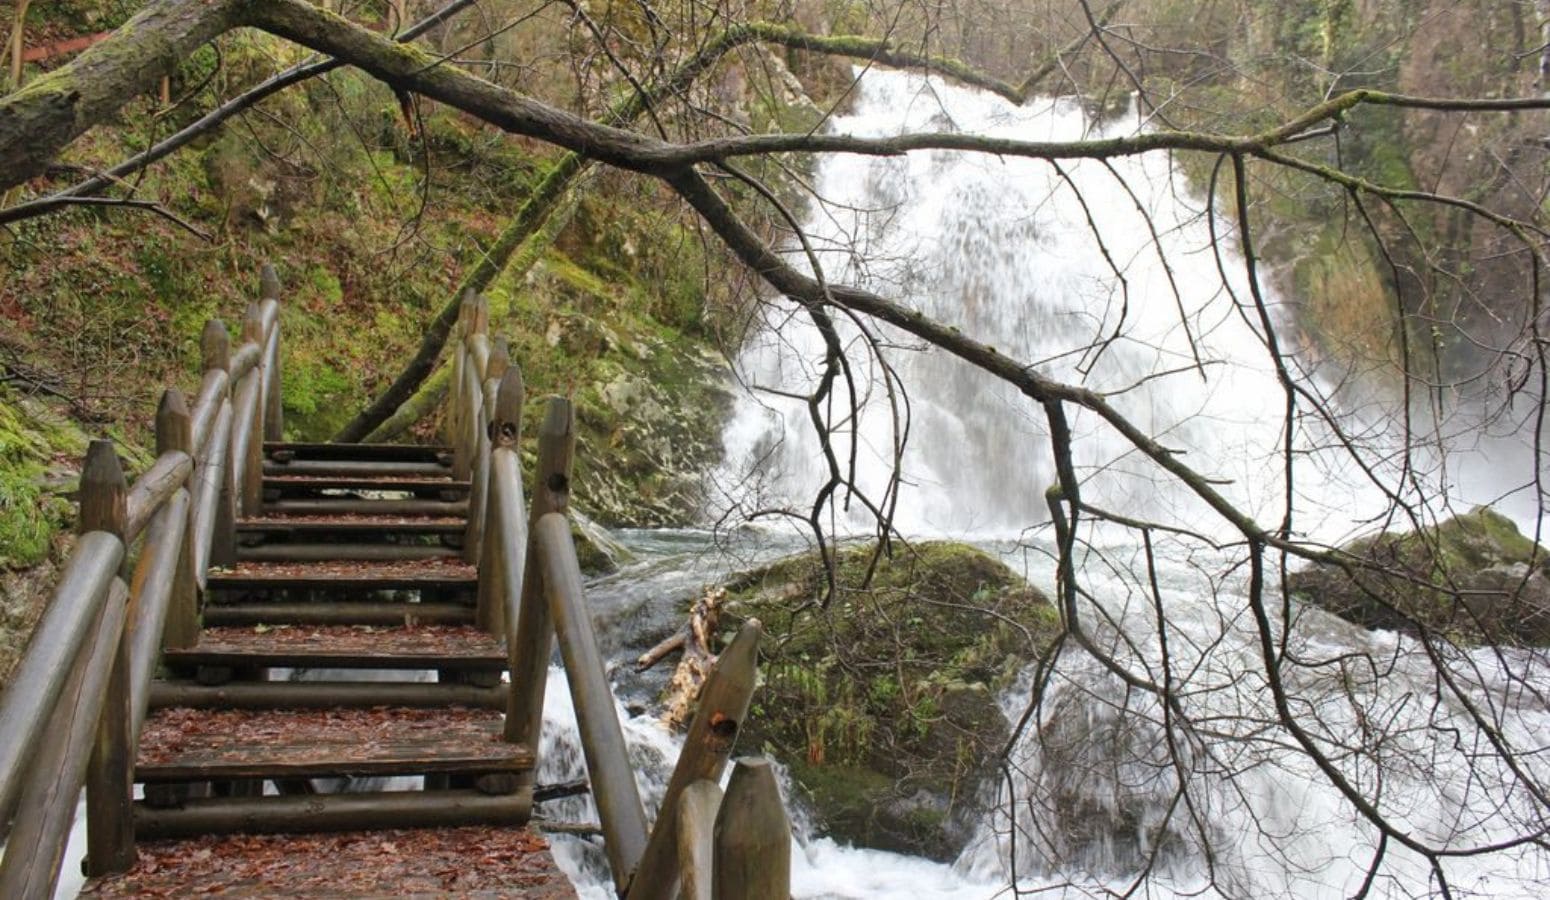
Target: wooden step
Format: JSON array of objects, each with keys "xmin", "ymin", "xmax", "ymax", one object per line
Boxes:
[
  {"xmin": 236, "ymin": 543, "xmax": 462, "ymax": 562},
  {"xmin": 264, "ymin": 441, "xmax": 454, "ymax": 464},
  {"xmin": 84, "ymin": 826, "xmax": 574, "ymax": 896},
  {"xmin": 208, "ymin": 558, "xmax": 478, "ymax": 592},
  {"xmin": 263, "ymin": 498, "xmax": 468, "ymax": 518},
  {"xmin": 204, "ymin": 602, "xmax": 477, "ymax": 627},
  {"xmin": 263, "ymin": 474, "xmax": 469, "ymax": 498},
  {"xmin": 239, "ymin": 514, "xmax": 467, "ymax": 535},
  {"xmin": 150, "ymin": 679, "xmax": 509, "ymax": 710},
  {"xmin": 162, "ymin": 625, "xmax": 505, "ymax": 671},
  {"xmin": 263, "ymin": 459, "xmax": 452, "ymax": 478},
  {"xmin": 136, "ymin": 707, "xmax": 528, "ymax": 783}
]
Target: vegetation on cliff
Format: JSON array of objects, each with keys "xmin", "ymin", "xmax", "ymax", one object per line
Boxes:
[
  {"xmin": 1290, "ymin": 508, "xmax": 1550, "ymax": 646},
  {"xmin": 720, "ymin": 541, "xmax": 1061, "ymax": 859}
]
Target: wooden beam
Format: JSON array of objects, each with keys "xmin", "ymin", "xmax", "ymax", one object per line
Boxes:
[
  {"xmin": 628, "ymin": 620, "xmax": 762, "ymax": 900},
  {"xmin": 713, "ymin": 758, "xmax": 790, "ymax": 900},
  {"xmin": 537, "ymin": 512, "xmax": 648, "ymax": 893},
  {"xmin": 134, "ymin": 788, "xmax": 531, "ymax": 839},
  {"xmin": 506, "ymin": 398, "xmax": 574, "ymax": 750}
]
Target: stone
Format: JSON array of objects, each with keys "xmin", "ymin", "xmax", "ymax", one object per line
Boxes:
[
  {"xmin": 717, "ymin": 540, "xmax": 1060, "ymax": 860},
  {"xmin": 1287, "ymin": 507, "xmax": 1550, "ymax": 645}
]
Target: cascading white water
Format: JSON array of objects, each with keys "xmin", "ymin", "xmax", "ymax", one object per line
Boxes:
[
  {"xmin": 716, "ymin": 71, "xmax": 1376, "ymax": 540},
  {"xmin": 699, "ymin": 68, "xmax": 1550, "ymax": 897}
]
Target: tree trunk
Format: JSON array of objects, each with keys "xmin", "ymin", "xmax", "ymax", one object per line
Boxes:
[
  {"xmin": 7, "ymin": 0, "xmax": 32, "ymax": 90},
  {"xmin": 0, "ymin": 0, "xmax": 246, "ymax": 191}
]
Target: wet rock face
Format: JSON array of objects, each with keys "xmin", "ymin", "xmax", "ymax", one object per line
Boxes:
[
  {"xmin": 1288, "ymin": 507, "xmax": 1550, "ymax": 646},
  {"xmin": 573, "ymin": 340, "xmax": 735, "ymax": 529},
  {"xmin": 719, "ymin": 541, "xmax": 1062, "ymax": 860}
]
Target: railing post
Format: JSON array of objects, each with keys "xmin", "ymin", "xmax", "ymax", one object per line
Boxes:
[
  {"xmin": 260, "ymin": 262, "xmax": 284, "ymax": 441},
  {"xmin": 82, "ymin": 442, "xmax": 133, "ymax": 879},
  {"xmin": 447, "ymin": 291, "xmax": 474, "ymax": 466},
  {"xmin": 202, "ymin": 320, "xmax": 238, "ymax": 568},
  {"xmin": 240, "ymin": 302, "xmax": 265, "ymax": 515},
  {"xmin": 536, "ymin": 512, "xmax": 649, "ymax": 893},
  {"xmin": 466, "ymin": 342, "xmax": 509, "ymax": 567},
  {"xmin": 676, "ymin": 780, "xmax": 723, "ymax": 900},
  {"xmin": 157, "ymin": 389, "xmax": 199, "ymax": 650},
  {"xmin": 713, "ymin": 758, "xmax": 790, "ymax": 900},
  {"xmin": 505, "ymin": 397, "xmax": 575, "ymax": 749},
  {"xmin": 627, "ymin": 621, "xmax": 763, "ymax": 900},
  {"xmin": 477, "ymin": 365, "xmax": 523, "ymax": 634}
]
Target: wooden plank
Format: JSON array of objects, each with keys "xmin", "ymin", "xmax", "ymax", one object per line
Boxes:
[
  {"xmin": 235, "ymin": 543, "xmax": 461, "ymax": 562},
  {"xmin": 263, "ymin": 474, "xmax": 466, "ymax": 494},
  {"xmin": 162, "ymin": 625, "xmax": 505, "ymax": 670},
  {"xmin": 135, "ymin": 707, "xmax": 530, "ymax": 782},
  {"xmin": 263, "ymin": 459, "xmax": 454, "ymax": 478},
  {"xmin": 85, "ymin": 825, "xmax": 573, "ymax": 896},
  {"xmin": 238, "ymin": 515, "xmax": 465, "ymax": 535},
  {"xmin": 149, "ymin": 680, "xmax": 509, "ymax": 711},
  {"xmin": 132, "ymin": 790, "xmax": 535, "ymax": 840},
  {"xmin": 204, "ymin": 602, "xmax": 475, "ymax": 627},
  {"xmin": 264, "ymin": 441, "xmax": 453, "ymax": 463},
  {"xmin": 263, "ymin": 498, "xmax": 468, "ymax": 517},
  {"xmin": 207, "ymin": 558, "xmax": 477, "ymax": 591}
]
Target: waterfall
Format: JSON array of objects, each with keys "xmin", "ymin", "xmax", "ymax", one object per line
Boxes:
[
  {"xmin": 700, "ymin": 68, "xmax": 1550, "ymax": 897},
  {"xmin": 715, "ymin": 72, "xmax": 1361, "ymax": 539}
]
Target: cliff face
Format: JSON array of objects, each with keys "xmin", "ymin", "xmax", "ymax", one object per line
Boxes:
[{"xmin": 1133, "ymin": 0, "xmax": 1550, "ymax": 382}]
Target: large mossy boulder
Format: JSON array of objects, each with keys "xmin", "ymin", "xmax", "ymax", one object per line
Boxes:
[
  {"xmin": 1288, "ymin": 507, "xmax": 1550, "ymax": 645},
  {"xmin": 721, "ymin": 541, "xmax": 1060, "ymax": 861}
]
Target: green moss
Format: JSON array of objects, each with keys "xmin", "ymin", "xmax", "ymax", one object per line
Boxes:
[
  {"xmin": 0, "ymin": 391, "xmax": 88, "ymax": 569},
  {"xmin": 722, "ymin": 540, "xmax": 1059, "ymax": 857},
  {"xmin": 1289, "ymin": 507, "xmax": 1550, "ymax": 645}
]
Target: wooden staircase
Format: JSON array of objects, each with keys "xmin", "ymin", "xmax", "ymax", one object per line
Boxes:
[
  {"xmin": 93, "ymin": 439, "xmax": 562, "ymax": 894},
  {"xmin": 2, "ymin": 271, "xmax": 788, "ymax": 900}
]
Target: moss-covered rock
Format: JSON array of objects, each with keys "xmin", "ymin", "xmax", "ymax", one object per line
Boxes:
[
  {"xmin": 1288, "ymin": 507, "xmax": 1550, "ymax": 645},
  {"xmin": 721, "ymin": 540, "xmax": 1061, "ymax": 860}
]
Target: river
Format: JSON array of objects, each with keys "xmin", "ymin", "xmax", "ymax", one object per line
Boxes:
[{"xmin": 551, "ymin": 69, "xmax": 1550, "ymax": 898}]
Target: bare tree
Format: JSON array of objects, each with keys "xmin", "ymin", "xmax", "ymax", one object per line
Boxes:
[{"xmin": 4, "ymin": 0, "xmax": 1550, "ymax": 895}]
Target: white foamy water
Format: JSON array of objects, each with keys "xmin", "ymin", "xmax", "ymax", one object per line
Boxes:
[{"xmin": 699, "ymin": 68, "xmax": 1550, "ymax": 897}]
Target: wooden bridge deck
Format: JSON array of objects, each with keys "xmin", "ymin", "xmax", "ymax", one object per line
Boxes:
[{"xmin": 81, "ymin": 439, "xmax": 570, "ymax": 897}]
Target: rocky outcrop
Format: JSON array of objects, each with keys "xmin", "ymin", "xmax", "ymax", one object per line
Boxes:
[
  {"xmin": 1288, "ymin": 507, "xmax": 1550, "ymax": 645},
  {"xmin": 719, "ymin": 540, "xmax": 1061, "ymax": 860}
]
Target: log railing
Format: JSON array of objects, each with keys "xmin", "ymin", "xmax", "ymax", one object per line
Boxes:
[
  {"xmin": 447, "ymin": 296, "xmax": 791, "ymax": 899},
  {"xmin": 0, "ymin": 263, "xmax": 283, "ymax": 898}
]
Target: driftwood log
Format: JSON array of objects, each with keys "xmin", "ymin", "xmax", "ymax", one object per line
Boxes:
[{"xmin": 637, "ymin": 587, "xmax": 726, "ymax": 730}]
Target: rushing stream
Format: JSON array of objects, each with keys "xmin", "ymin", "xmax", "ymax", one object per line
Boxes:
[
  {"xmin": 549, "ymin": 70, "xmax": 1550, "ymax": 898},
  {"xmin": 41, "ymin": 68, "xmax": 1550, "ymax": 899}
]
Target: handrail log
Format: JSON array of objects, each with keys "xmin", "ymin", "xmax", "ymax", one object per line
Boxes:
[
  {"xmin": 506, "ymin": 397, "xmax": 575, "ymax": 748},
  {"xmin": 194, "ymin": 399, "xmax": 235, "ymax": 580},
  {"xmin": 0, "ymin": 532, "xmax": 123, "ymax": 830},
  {"xmin": 189, "ymin": 368, "xmax": 229, "ymax": 456},
  {"xmin": 123, "ymin": 450, "xmax": 192, "ymax": 544},
  {"xmin": 0, "ymin": 578, "xmax": 129, "ymax": 900},
  {"xmin": 627, "ymin": 620, "xmax": 763, "ymax": 900},
  {"xmin": 468, "ymin": 332, "xmax": 491, "ymax": 385},
  {"xmin": 228, "ymin": 342, "xmax": 262, "ymax": 382},
  {"xmin": 465, "ymin": 343, "xmax": 510, "ymax": 567},
  {"xmin": 478, "ymin": 367, "xmax": 524, "ymax": 632},
  {"xmin": 126, "ymin": 490, "xmax": 193, "ymax": 736},
  {"xmin": 676, "ymin": 780, "xmax": 723, "ymax": 900},
  {"xmin": 229, "ymin": 364, "xmax": 262, "ymax": 516},
  {"xmin": 490, "ymin": 447, "xmax": 529, "ymax": 643},
  {"xmin": 536, "ymin": 512, "xmax": 650, "ymax": 893},
  {"xmin": 260, "ymin": 317, "xmax": 283, "ymax": 442}
]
